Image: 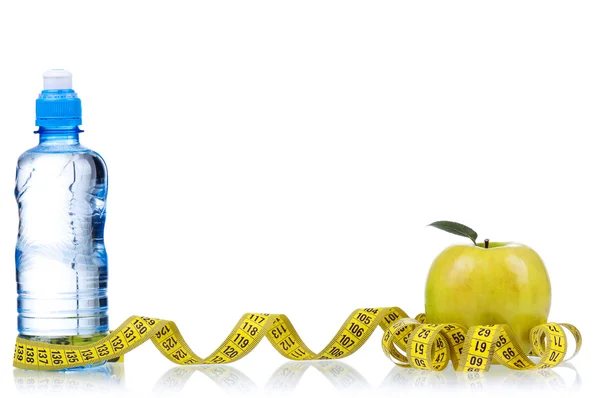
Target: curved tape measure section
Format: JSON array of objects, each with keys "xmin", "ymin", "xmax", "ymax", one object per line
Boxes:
[
  {"xmin": 13, "ymin": 308, "xmax": 581, "ymax": 371},
  {"xmin": 381, "ymin": 319, "xmax": 582, "ymax": 372}
]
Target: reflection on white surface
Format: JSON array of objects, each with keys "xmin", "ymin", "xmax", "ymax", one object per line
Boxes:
[
  {"xmin": 264, "ymin": 361, "xmax": 371, "ymax": 394},
  {"xmin": 153, "ymin": 361, "xmax": 581, "ymax": 395},
  {"xmin": 153, "ymin": 360, "xmax": 371, "ymax": 394},
  {"xmin": 12, "ymin": 361, "xmax": 580, "ymax": 395},
  {"xmin": 12, "ymin": 363, "xmax": 124, "ymax": 394},
  {"xmin": 153, "ymin": 364, "xmax": 259, "ymax": 394},
  {"xmin": 379, "ymin": 362, "xmax": 582, "ymax": 393}
]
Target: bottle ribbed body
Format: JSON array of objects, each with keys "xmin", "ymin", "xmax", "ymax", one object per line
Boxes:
[{"xmin": 16, "ymin": 131, "xmax": 108, "ymax": 342}]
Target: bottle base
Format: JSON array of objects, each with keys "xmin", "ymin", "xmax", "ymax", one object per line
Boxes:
[{"xmin": 18, "ymin": 333, "xmax": 109, "ymax": 370}]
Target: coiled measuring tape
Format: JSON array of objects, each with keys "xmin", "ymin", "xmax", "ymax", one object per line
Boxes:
[{"xmin": 13, "ymin": 307, "xmax": 581, "ymax": 372}]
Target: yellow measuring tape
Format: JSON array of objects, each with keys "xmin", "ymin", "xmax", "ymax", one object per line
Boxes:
[{"xmin": 13, "ymin": 307, "xmax": 581, "ymax": 372}]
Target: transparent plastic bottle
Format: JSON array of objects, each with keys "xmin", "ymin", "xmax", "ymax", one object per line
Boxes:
[{"xmin": 15, "ymin": 70, "xmax": 108, "ymax": 348}]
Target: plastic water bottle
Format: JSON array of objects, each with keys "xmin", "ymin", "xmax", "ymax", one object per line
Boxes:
[{"xmin": 15, "ymin": 70, "xmax": 109, "ymax": 347}]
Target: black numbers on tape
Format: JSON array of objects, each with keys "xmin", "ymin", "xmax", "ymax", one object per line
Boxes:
[
  {"xmin": 513, "ymin": 359, "xmax": 526, "ymax": 368},
  {"xmin": 211, "ymin": 355, "xmax": 226, "ymax": 363},
  {"xmin": 417, "ymin": 329, "xmax": 430, "ymax": 339},
  {"xmin": 242, "ymin": 322, "xmax": 258, "ymax": 336},
  {"xmin": 435, "ymin": 352, "xmax": 445, "ymax": 362},
  {"xmin": 65, "ymin": 350, "xmax": 78, "ymax": 363},
  {"xmin": 340, "ymin": 334, "xmax": 355, "ymax": 348},
  {"xmin": 452, "ymin": 332, "xmax": 465, "ymax": 344},
  {"xmin": 141, "ymin": 316, "xmax": 156, "ymax": 326},
  {"xmin": 549, "ymin": 351, "xmax": 560, "ymax": 362},
  {"xmin": 289, "ymin": 348, "xmax": 306, "ymax": 359},
  {"xmin": 172, "ymin": 349, "xmax": 188, "ymax": 360},
  {"xmin": 553, "ymin": 336, "xmax": 563, "ymax": 348},
  {"xmin": 51, "ymin": 350, "xmax": 64, "ymax": 365},
  {"xmin": 97, "ymin": 344, "xmax": 110, "ymax": 357},
  {"xmin": 38, "ymin": 348, "xmax": 48, "ymax": 365},
  {"xmin": 279, "ymin": 336, "xmax": 296, "ymax": 351},
  {"xmin": 249, "ymin": 314, "xmax": 265, "ymax": 324},
  {"xmin": 81, "ymin": 349, "xmax": 95, "ymax": 361},
  {"xmin": 356, "ymin": 313, "xmax": 372, "ymax": 325},
  {"xmin": 495, "ymin": 335, "xmax": 507, "ymax": 348},
  {"xmin": 329, "ymin": 347, "xmax": 344, "ymax": 357},
  {"xmin": 502, "ymin": 347, "xmax": 515, "ymax": 360},
  {"xmin": 477, "ymin": 328, "xmax": 491, "ymax": 338},
  {"xmin": 162, "ymin": 336, "xmax": 178, "ymax": 351},
  {"xmin": 475, "ymin": 341, "xmax": 487, "ymax": 353},
  {"xmin": 384, "ymin": 313, "xmax": 398, "ymax": 323},
  {"xmin": 435, "ymin": 338, "xmax": 445, "ymax": 349},
  {"xmin": 548, "ymin": 325, "xmax": 559, "ymax": 333},
  {"xmin": 133, "ymin": 319, "xmax": 148, "ymax": 335},
  {"xmin": 25, "ymin": 347, "xmax": 35, "ymax": 363},
  {"xmin": 223, "ymin": 345, "xmax": 239, "ymax": 358},
  {"xmin": 233, "ymin": 333, "xmax": 250, "ymax": 349},
  {"xmin": 348, "ymin": 322, "xmax": 365, "ymax": 337},
  {"xmin": 414, "ymin": 358, "xmax": 426, "ymax": 368},
  {"xmin": 271, "ymin": 325, "xmax": 287, "ymax": 339},
  {"xmin": 111, "ymin": 336, "xmax": 125, "ymax": 351},
  {"xmin": 469, "ymin": 356, "xmax": 483, "ymax": 367},
  {"xmin": 25, "ymin": 347, "xmax": 35, "ymax": 364},
  {"xmin": 155, "ymin": 325, "xmax": 171, "ymax": 339},
  {"xmin": 364, "ymin": 308, "xmax": 379, "ymax": 314},
  {"xmin": 124, "ymin": 326, "xmax": 137, "ymax": 344},
  {"xmin": 15, "ymin": 345, "xmax": 24, "ymax": 362},
  {"xmin": 414, "ymin": 342, "xmax": 425, "ymax": 355},
  {"xmin": 444, "ymin": 325, "xmax": 456, "ymax": 331}
]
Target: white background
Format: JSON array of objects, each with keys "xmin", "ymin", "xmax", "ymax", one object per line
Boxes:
[{"xmin": 0, "ymin": 1, "xmax": 598, "ymax": 396}]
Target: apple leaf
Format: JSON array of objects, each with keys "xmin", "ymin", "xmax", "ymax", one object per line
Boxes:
[{"xmin": 428, "ymin": 221, "xmax": 478, "ymax": 245}]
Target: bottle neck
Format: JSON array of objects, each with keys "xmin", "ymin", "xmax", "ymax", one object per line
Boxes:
[{"xmin": 37, "ymin": 126, "xmax": 82, "ymax": 145}]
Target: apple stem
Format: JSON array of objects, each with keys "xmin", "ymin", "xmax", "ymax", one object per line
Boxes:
[{"xmin": 484, "ymin": 239, "xmax": 489, "ymax": 249}]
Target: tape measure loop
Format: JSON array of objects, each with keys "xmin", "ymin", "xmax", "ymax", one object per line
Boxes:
[{"xmin": 12, "ymin": 308, "xmax": 581, "ymax": 372}]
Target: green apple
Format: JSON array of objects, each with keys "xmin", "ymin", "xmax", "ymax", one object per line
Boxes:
[{"xmin": 425, "ymin": 221, "xmax": 551, "ymax": 354}]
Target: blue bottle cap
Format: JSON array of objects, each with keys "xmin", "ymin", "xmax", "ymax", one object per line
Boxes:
[{"xmin": 36, "ymin": 70, "xmax": 82, "ymax": 128}]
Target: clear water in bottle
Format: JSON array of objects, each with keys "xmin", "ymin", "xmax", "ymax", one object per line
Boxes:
[{"xmin": 15, "ymin": 70, "xmax": 108, "ymax": 347}]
